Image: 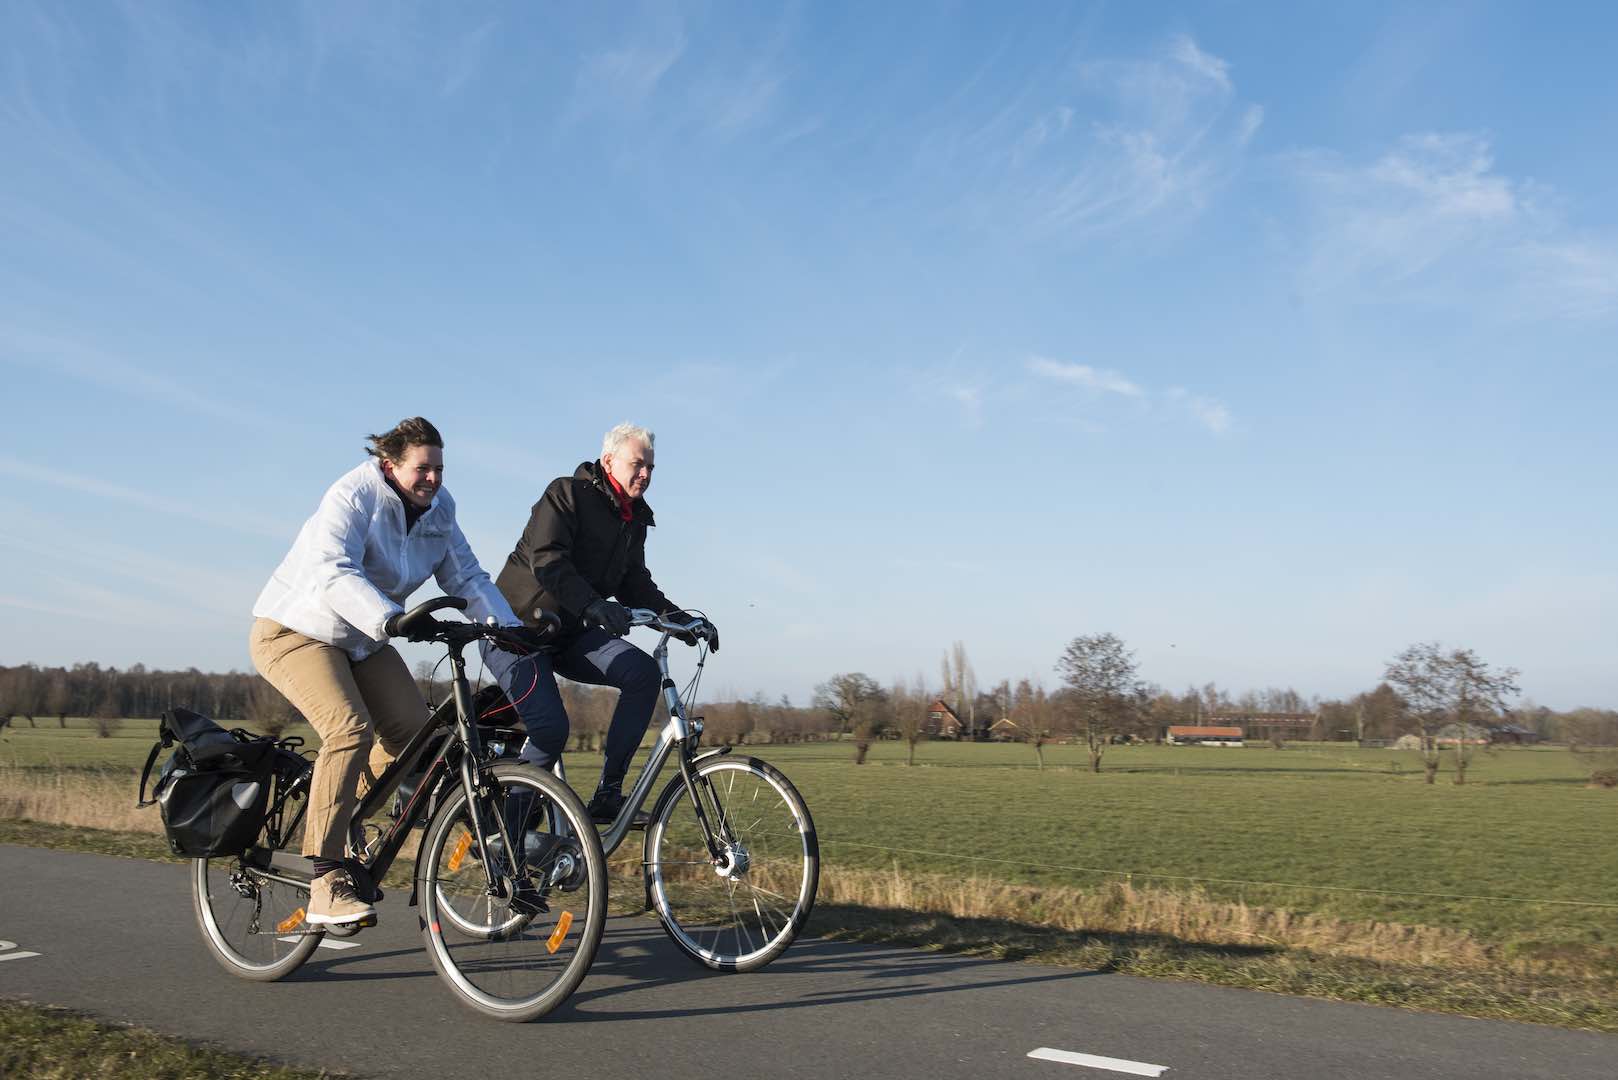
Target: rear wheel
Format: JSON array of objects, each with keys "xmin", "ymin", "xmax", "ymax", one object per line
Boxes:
[
  {"xmin": 645, "ymin": 755, "xmax": 818, "ymax": 972},
  {"xmin": 417, "ymin": 762, "xmax": 606, "ymax": 1022},
  {"xmin": 192, "ymin": 764, "xmax": 321, "ymax": 981}
]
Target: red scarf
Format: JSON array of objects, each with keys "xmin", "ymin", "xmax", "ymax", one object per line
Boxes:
[{"xmin": 603, "ymin": 469, "xmax": 634, "ymax": 522}]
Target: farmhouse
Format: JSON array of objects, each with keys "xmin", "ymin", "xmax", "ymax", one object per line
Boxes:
[
  {"xmin": 986, "ymin": 717, "xmax": 1023, "ymax": 741},
  {"xmin": 1166, "ymin": 725, "xmax": 1245, "ymax": 747},
  {"xmin": 925, "ymin": 699, "xmax": 963, "ymax": 739}
]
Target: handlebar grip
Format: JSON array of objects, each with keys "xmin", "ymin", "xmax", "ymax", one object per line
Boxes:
[{"xmin": 391, "ymin": 595, "xmax": 468, "ymax": 639}]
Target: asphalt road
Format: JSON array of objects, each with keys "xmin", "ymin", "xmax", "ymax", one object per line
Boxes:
[{"xmin": 2, "ymin": 846, "xmax": 1614, "ymax": 1080}]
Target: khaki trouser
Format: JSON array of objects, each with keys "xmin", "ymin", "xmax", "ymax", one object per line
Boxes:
[{"xmin": 248, "ymin": 618, "xmax": 427, "ymax": 860}]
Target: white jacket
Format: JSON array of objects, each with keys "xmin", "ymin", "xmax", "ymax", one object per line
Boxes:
[{"xmin": 253, "ymin": 459, "xmax": 518, "ymax": 660}]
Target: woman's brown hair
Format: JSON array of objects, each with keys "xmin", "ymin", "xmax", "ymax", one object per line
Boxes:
[{"xmin": 365, "ymin": 416, "xmax": 444, "ymax": 462}]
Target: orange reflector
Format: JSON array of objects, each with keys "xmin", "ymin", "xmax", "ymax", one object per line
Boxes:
[
  {"xmin": 448, "ymin": 830, "xmax": 473, "ymax": 872},
  {"xmin": 278, "ymin": 907, "xmax": 306, "ymax": 933},
  {"xmin": 546, "ymin": 911, "xmax": 574, "ymax": 954}
]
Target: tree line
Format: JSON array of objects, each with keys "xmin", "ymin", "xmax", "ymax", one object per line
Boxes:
[
  {"xmin": 5, "ymin": 640, "xmax": 1616, "ymax": 788},
  {"xmin": 803, "ymin": 636, "xmax": 1618, "ymax": 785}
]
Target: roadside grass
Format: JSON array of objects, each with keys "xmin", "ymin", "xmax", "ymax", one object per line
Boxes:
[
  {"xmin": 0, "ymin": 998, "xmax": 342, "ymax": 1079},
  {"xmin": 6, "ymin": 725, "xmax": 1617, "ymax": 1029},
  {"xmin": 809, "ymin": 904, "xmax": 1618, "ymax": 1032}
]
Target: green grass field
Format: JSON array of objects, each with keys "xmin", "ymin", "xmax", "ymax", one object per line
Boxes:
[{"xmin": 6, "ymin": 720, "xmax": 1614, "ymax": 964}]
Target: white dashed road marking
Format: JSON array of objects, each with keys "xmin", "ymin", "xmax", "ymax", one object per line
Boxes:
[
  {"xmin": 0, "ymin": 940, "xmax": 41, "ymax": 963},
  {"xmin": 279, "ymin": 936, "xmax": 362, "ymax": 951},
  {"xmin": 1028, "ymin": 1047, "xmax": 1169, "ymax": 1077}
]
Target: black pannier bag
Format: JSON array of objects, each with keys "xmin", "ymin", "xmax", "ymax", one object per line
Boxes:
[{"xmin": 137, "ymin": 708, "xmax": 282, "ymax": 858}]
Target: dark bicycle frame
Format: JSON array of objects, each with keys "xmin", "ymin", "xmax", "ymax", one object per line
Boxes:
[{"xmin": 237, "ymin": 597, "xmax": 538, "ymax": 914}]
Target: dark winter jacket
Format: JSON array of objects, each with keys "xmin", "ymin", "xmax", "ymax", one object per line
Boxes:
[{"xmin": 495, "ymin": 460, "xmax": 672, "ymax": 638}]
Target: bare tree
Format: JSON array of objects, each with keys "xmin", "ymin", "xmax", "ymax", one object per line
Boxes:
[
  {"xmin": 92, "ymin": 693, "xmax": 122, "ymax": 738},
  {"xmin": 891, "ymin": 675, "xmax": 930, "ymax": 766},
  {"xmin": 46, "ymin": 674, "xmax": 71, "ymax": 728},
  {"xmin": 1011, "ymin": 678, "xmax": 1053, "ymax": 768},
  {"xmin": 813, "ymin": 673, "xmax": 887, "ymax": 763},
  {"xmin": 243, "ymin": 676, "xmax": 294, "ymax": 739},
  {"xmin": 413, "ymin": 660, "xmax": 441, "ymax": 707},
  {"xmin": 1562, "ymin": 708, "xmax": 1618, "ymax": 788},
  {"xmin": 1384, "ymin": 642, "xmax": 1520, "ymax": 785},
  {"xmin": 941, "ymin": 642, "xmax": 978, "ymax": 740},
  {"xmin": 1056, "ymin": 633, "xmax": 1147, "ymax": 773}
]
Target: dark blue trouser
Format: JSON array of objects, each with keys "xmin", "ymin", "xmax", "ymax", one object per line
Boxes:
[{"xmin": 484, "ymin": 628, "xmax": 661, "ymax": 791}]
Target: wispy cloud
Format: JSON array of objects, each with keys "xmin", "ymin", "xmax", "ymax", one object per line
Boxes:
[
  {"xmin": 442, "ymin": 20, "xmax": 499, "ymax": 98},
  {"xmin": 949, "ymin": 385, "xmax": 984, "ymax": 428},
  {"xmin": 0, "ymin": 515, "xmax": 252, "ymax": 621},
  {"xmin": 0, "ymin": 327, "xmax": 273, "ymax": 429},
  {"xmin": 566, "ymin": 16, "xmax": 687, "ymax": 124},
  {"xmin": 1165, "ymin": 386, "xmax": 1233, "ymax": 435},
  {"xmin": 947, "ymin": 34, "xmax": 1261, "ymax": 241},
  {"xmin": 1027, "ymin": 356, "xmax": 1144, "ymax": 397},
  {"xmin": 1029, "ymin": 357, "xmax": 1232, "ymax": 435},
  {"xmin": 0, "ymin": 458, "xmax": 290, "ymax": 539},
  {"xmin": 1289, "ymin": 132, "xmax": 1618, "ymax": 319}
]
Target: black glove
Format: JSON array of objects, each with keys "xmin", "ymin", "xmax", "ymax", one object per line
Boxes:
[
  {"xmin": 493, "ymin": 625, "xmax": 552, "ymax": 655},
  {"xmin": 384, "ymin": 610, "xmax": 435, "ymax": 642},
  {"xmin": 667, "ymin": 610, "xmax": 717, "ymax": 652},
  {"xmin": 585, "ymin": 599, "xmax": 632, "ymax": 637}
]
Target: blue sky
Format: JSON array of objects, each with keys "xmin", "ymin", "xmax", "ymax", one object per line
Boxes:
[{"xmin": 2, "ymin": 2, "xmax": 1614, "ymax": 709}]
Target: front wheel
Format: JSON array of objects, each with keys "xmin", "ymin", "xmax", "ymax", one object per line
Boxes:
[
  {"xmin": 645, "ymin": 755, "xmax": 819, "ymax": 972},
  {"xmin": 417, "ymin": 761, "xmax": 606, "ymax": 1022}
]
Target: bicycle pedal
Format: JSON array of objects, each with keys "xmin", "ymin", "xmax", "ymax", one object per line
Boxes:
[{"xmin": 325, "ymin": 914, "xmax": 377, "ymax": 936}]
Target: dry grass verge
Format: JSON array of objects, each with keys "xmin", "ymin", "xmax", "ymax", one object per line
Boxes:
[
  {"xmin": 819, "ymin": 864, "xmax": 1493, "ymax": 971},
  {"xmin": 0, "ymin": 766, "xmax": 161, "ymax": 836}
]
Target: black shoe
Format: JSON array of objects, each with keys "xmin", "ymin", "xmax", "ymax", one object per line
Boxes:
[
  {"xmin": 586, "ymin": 788, "xmax": 650, "ymax": 828},
  {"xmin": 586, "ymin": 788, "xmax": 624, "ymax": 824}
]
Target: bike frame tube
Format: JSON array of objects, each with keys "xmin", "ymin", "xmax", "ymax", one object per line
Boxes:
[
  {"xmin": 595, "ymin": 630, "xmax": 726, "ymax": 860},
  {"xmin": 268, "ymin": 644, "xmax": 513, "ymax": 893}
]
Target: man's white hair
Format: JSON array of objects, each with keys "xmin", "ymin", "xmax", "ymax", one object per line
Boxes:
[{"xmin": 602, "ymin": 422, "xmax": 655, "ymax": 459}]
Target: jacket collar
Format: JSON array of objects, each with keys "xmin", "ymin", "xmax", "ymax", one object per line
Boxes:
[{"xmin": 368, "ymin": 458, "xmax": 442, "ymax": 519}]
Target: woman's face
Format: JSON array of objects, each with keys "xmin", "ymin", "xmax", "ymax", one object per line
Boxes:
[{"xmin": 382, "ymin": 443, "xmax": 444, "ymax": 508}]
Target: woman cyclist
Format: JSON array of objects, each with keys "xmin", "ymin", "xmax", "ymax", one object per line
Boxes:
[{"xmin": 249, "ymin": 416, "xmax": 543, "ymax": 926}]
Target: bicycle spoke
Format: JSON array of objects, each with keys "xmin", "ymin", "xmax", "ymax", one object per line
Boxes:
[{"xmin": 648, "ymin": 757, "xmax": 817, "ymax": 971}]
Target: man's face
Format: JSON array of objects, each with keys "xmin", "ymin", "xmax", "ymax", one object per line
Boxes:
[
  {"xmin": 382, "ymin": 443, "xmax": 444, "ymax": 508},
  {"xmin": 603, "ymin": 438, "xmax": 654, "ymax": 500}
]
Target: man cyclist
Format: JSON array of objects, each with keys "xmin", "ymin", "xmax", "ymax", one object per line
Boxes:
[
  {"xmin": 251, "ymin": 417, "xmax": 544, "ymax": 926},
  {"xmin": 486, "ymin": 422, "xmax": 716, "ymax": 822}
]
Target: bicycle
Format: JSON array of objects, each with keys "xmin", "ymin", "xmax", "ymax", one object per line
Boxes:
[
  {"xmin": 191, "ymin": 596, "xmax": 608, "ymax": 1022},
  {"xmin": 550, "ymin": 608, "xmax": 820, "ymax": 972}
]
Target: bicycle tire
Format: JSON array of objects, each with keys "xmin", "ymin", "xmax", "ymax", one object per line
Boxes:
[
  {"xmin": 417, "ymin": 761, "xmax": 606, "ymax": 1022},
  {"xmin": 192, "ymin": 782, "xmax": 322, "ymax": 981},
  {"xmin": 645, "ymin": 754, "xmax": 818, "ymax": 972}
]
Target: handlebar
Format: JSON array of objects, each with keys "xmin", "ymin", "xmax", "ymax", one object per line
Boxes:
[
  {"xmin": 626, "ymin": 608, "xmax": 715, "ymax": 644},
  {"xmin": 387, "ymin": 596, "xmax": 563, "ymax": 653}
]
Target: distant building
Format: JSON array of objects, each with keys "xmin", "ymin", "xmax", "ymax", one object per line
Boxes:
[
  {"xmin": 1435, "ymin": 723, "xmax": 1491, "ymax": 746},
  {"xmin": 1166, "ymin": 725, "xmax": 1245, "ymax": 746},
  {"xmin": 1489, "ymin": 723, "xmax": 1540, "ymax": 745},
  {"xmin": 925, "ymin": 699, "xmax": 963, "ymax": 739},
  {"xmin": 1207, "ymin": 712, "xmax": 1315, "ymax": 742},
  {"xmin": 986, "ymin": 717, "xmax": 1023, "ymax": 741}
]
